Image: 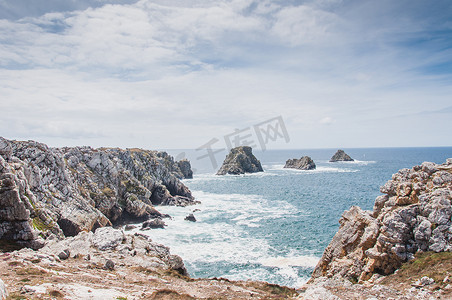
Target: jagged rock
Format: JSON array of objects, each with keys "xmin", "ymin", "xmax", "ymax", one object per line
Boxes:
[
  {"xmin": 92, "ymin": 227, "xmax": 125, "ymax": 251},
  {"xmin": 177, "ymin": 159, "xmax": 193, "ymax": 179},
  {"xmin": 0, "ymin": 137, "xmax": 197, "ymax": 247},
  {"xmin": 284, "ymin": 156, "xmax": 316, "ymax": 170},
  {"xmin": 184, "ymin": 214, "xmax": 196, "ymax": 222},
  {"xmin": 142, "ymin": 218, "xmax": 166, "ymax": 229},
  {"xmin": 216, "ymin": 146, "xmax": 263, "ymax": 175},
  {"xmin": 330, "ymin": 150, "xmax": 354, "ymax": 162},
  {"xmin": 0, "ymin": 278, "xmax": 7, "ymax": 300},
  {"xmin": 311, "ymin": 158, "xmax": 452, "ymax": 283}
]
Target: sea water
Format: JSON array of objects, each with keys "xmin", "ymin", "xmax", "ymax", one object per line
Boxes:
[{"xmin": 129, "ymin": 148, "xmax": 452, "ymax": 288}]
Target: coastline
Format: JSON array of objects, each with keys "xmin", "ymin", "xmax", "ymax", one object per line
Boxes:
[{"xmin": 1, "ymin": 137, "xmax": 452, "ymax": 299}]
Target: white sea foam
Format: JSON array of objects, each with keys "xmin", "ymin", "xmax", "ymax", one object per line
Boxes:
[
  {"xmin": 259, "ymin": 255, "xmax": 319, "ymax": 268},
  {"xmin": 264, "ymin": 164, "xmax": 358, "ymax": 173},
  {"xmin": 126, "ymin": 189, "xmax": 313, "ymax": 287}
]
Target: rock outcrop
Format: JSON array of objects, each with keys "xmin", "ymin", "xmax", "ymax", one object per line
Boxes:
[
  {"xmin": 311, "ymin": 159, "xmax": 452, "ymax": 283},
  {"xmin": 330, "ymin": 150, "xmax": 354, "ymax": 162},
  {"xmin": 216, "ymin": 146, "xmax": 263, "ymax": 175},
  {"xmin": 177, "ymin": 159, "xmax": 193, "ymax": 179},
  {"xmin": 284, "ymin": 156, "xmax": 316, "ymax": 170},
  {"xmin": 1, "ymin": 229, "xmax": 297, "ymax": 299},
  {"xmin": 0, "ymin": 137, "xmax": 196, "ymax": 248}
]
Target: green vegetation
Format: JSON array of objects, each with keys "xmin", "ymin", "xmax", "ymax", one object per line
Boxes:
[
  {"xmin": 382, "ymin": 251, "xmax": 452, "ymax": 288},
  {"xmin": 32, "ymin": 217, "xmax": 53, "ymax": 232}
]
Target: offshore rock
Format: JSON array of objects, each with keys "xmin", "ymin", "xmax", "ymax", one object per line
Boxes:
[
  {"xmin": 0, "ymin": 137, "xmax": 196, "ymax": 247},
  {"xmin": 330, "ymin": 150, "xmax": 354, "ymax": 162},
  {"xmin": 216, "ymin": 146, "xmax": 263, "ymax": 175},
  {"xmin": 184, "ymin": 213, "xmax": 196, "ymax": 222},
  {"xmin": 284, "ymin": 156, "xmax": 316, "ymax": 170},
  {"xmin": 142, "ymin": 218, "xmax": 166, "ymax": 229},
  {"xmin": 311, "ymin": 159, "xmax": 452, "ymax": 283}
]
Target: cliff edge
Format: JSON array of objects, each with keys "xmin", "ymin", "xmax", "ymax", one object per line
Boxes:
[
  {"xmin": 299, "ymin": 158, "xmax": 452, "ymax": 299},
  {"xmin": 0, "ymin": 137, "xmax": 197, "ymax": 249}
]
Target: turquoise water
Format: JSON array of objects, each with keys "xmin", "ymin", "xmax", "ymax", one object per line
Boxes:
[{"xmin": 131, "ymin": 148, "xmax": 452, "ymax": 288}]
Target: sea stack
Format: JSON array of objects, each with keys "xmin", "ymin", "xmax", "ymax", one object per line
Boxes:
[
  {"xmin": 216, "ymin": 146, "xmax": 263, "ymax": 175},
  {"xmin": 284, "ymin": 156, "xmax": 316, "ymax": 170},
  {"xmin": 330, "ymin": 149, "xmax": 354, "ymax": 162}
]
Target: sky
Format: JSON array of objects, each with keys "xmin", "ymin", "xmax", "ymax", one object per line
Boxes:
[{"xmin": 0, "ymin": 0, "xmax": 451, "ymax": 150}]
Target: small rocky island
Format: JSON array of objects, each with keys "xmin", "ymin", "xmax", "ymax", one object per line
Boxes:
[
  {"xmin": 284, "ymin": 156, "xmax": 316, "ymax": 170},
  {"xmin": 330, "ymin": 149, "xmax": 354, "ymax": 162},
  {"xmin": 216, "ymin": 146, "xmax": 263, "ymax": 175}
]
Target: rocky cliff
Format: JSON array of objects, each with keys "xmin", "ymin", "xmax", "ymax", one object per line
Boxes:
[
  {"xmin": 311, "ymin": 159, "xmax": 452, "ymax": 283},
  {"xmin": 0, "ymin": 137, "xmax": 196, "ymax": 249},
  {"xmin": 330, "ymin": 150, "xmax": 354, "ymax": 162},
  {"xmin": 284, "ymin": 156, "xmax": 316, "ymax": 170},
  {"xmin": 216, "ymin": 146, "xmax": 263, "ymax": 175}
]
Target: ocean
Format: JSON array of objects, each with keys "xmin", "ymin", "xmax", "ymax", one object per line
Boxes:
[{"xmin": 128, "ymin": 147, "xmax": 452, "ymax": 288}]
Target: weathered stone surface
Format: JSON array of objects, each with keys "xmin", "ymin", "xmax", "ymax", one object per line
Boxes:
[
  {"xmin": 284, "ymin": 156, "xmax": 316, "ymax": 170},
  {"xmin": 0, "ymin": 137, "xmax": 197, "ymax": 247},
  {"xmin": 37, "ymin": 230, "xmax": 187, "ymax": 275},
  {"xmin": 312, "ymin": 158, "xmax": 452, "ymax": 283},
  {"xmin": 330, "ymin": 150, "xmax": 354, "ymax": 162},
  {"xmin": 92, "ymin": 227, "xmax": 125, "ymax": 251},
  {"xmin": 216, "ymin": 146, "xmax": 263, "ymax": 175}
]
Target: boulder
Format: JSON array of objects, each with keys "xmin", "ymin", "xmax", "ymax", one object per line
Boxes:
[
  {"xmin": 142, "ymin": 218, "xmax": 166, "ymax": 229},
  {"xmin": 284, "ymin": 156, "xmax": 316, "ymax": 170},
  {"xmin": 330, "ymin": 150, "xmax": 354, "ymax": 162},
  {"xmin": 311, "ymin": 158, "xmax": 452, "ymax": 283},
  {"xmin": 184, "ymin": 214, "xmax": 196, "ymax": 222},
  {"xmin": 216, "ymin": 146, "xmax": 263, "ymax": 175},
  {"xmin": 104, "ymin": 259, "xmax": 115, "ymax": 271},
  {"xmin": 92, "ymin": 227, "xmax": 125, "ymax": 251}
]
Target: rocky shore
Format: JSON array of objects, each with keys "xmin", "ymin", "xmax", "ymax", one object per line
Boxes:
[
  {"xmin": 300, "ymin": 158, "xmax": 452, "ymax": 299},
  {"xmin": 0, "ymin": 137, "xmax": 197, "ymax": 249},
  {"xmin": 0, "ymin": 227, "xmax": 297, "ymax": 299},
  {"xmin": 2, "ymin": 137, "xmax": 451, "ymax": 299}
]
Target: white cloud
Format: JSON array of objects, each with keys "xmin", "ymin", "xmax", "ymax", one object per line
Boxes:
[{"xmin": 0, "ymin": 0, "xmax": 451, "ymax": 149}]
